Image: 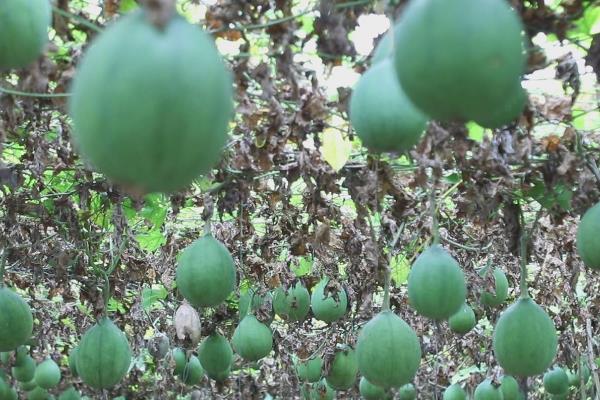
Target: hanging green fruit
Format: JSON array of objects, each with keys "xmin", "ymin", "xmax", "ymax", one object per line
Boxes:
[
  {"xmin": 325, "ymin": 346, "xmax": 358, "ymax": 390},
  {"xmin": 543, "ymin": 366, "xmax": 569, "ymax": 395},
  {"xmin": 232, "ymin": 315, "xmax": 273, "ymax": 362},
  {"xmin": 474, "ymin": 379, "xmax": 502, "ymax": 400},
  {"xmin": 398, "ymin": 383, "xmax": 416, "ymax": 400},
  {"xmin": 449, "ymin": 303, "xmax": 477, "ymax": 334},
  {"xmin": 34, "ymin": 359, "xmax": 61, "ymax": 389},
  {"xmin": 499, "ymin": 375, "xmax": 520, "ymax": 400},
  {"xmin": 295, "ymin": 356, "xmax": 323, "ymax": 383},
  {"xmin": 273, "ymin": 282, "xmax": 310, "ymax": 322},
  {"xmin": 359, "ymin": 376, "xmax": 388, "ymax": 400},
  {"xmin": 198, "ymin": 333, "xmax": 233, "ymax": 380},
  {"xmin": 481, "ymin": 268, "xmax": 509, "ymax": 307},
  {"xmin": 577, "ymin": 202, "xmax": 600, "ymax": 270},
  {"xmin": 443, "ymin": 384, "xmax": 467, "ymax": 400},
  {"xmin": 0, "ymin": 287, "xmax": 34, "ymax": 352},
  {"xmin": 310, "ymin": 278, "xmax": 348, "ymax": 323},
  {"xmin": 179, "ymin": 355, "xmax": 204, "ymax": 386}
]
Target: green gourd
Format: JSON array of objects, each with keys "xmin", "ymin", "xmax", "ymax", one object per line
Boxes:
[
  {"xmin": 232, "ymin": 315, "xmax": 273, "ymax": 361},
  {"xmin": 449, "ymin": 303, "xmax": 477, "ymax": 334},
  {"xmin": 310, "ymin": 278, "xmax": 348, "ymax": 323},
  {"xmin": 0, "ymin": 287, "xmax": 34, "ymax": 352}
]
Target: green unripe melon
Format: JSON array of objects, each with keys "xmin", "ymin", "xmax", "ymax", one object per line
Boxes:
[
  {"xmin": 449, "ymin": 303, "xmax": 476, "ymax": 334},
  {"xmin": 0, "ymin": 287, "xmax": 34, "ymax": 351},
  {"xmin": 398, "ymin": 383, "xmax": 416, "ymax": 400},
  {"xmin": 15, "ymin": 346, "xmax": 29, "ymax": 366},
  {"xmin": 171, "ymin": 347, "xmax": 186, "ymax": 376},
  {"xmin": 0, "ymin": 377, "xmax": 10, "ymax": 400},
  {"xmin": 20, "ymin": 380, "xmax": 37, "ymax": 392},
  {"xmin": 179, "ymin": 355, "xmax": 203, "ymax": 385},
  {"xmin": 356, "ymin": 310, "xmax": 421, "ymax": 389},
  {"xmin": 232, "ymin": 315, "xmax": 273, "ymax": 361},
  {"xmin": 543, "ymin": 366, "xmax": 569, "ymax": 395},
  {"xmin": 349, "ymin": 60, "xmax": 428, "ymax": 153},
  {"xmin": 12, "ymin": 354, "xmax": 35, "ymax": 382},
  {"xmin": 0, "ymin": 353, "xmax": 9, "ymax": 364},
  {"xmin": 577, "ymin": 202, "xmax": 600, "ymax": 270},
  {"xmin": 0, "ymin": 0, "xmax": 51, "ymax": 69},
  {"xmin": 27, "ymin": 387, "xmax": 49, "ymax": 400},
  {"xmin": 310, "ymin": 278, "xmax": 348, "ymax": 323},
  {"xmin": 198, "ymin": 334, "xmax": 233, "ymax": 379},
  {"xmin": 176, "ymin": 235, "xmax": 236, "ymax": 308},
  {"xmin": 407, "ymin": 245, "xmax": 466, "ymax": 320},
  {"xmin": 69, "ymin": 9, "xmax": 233, "ymax": 194},
  {"xmin": 499, "ymin": 375, "xmax": 520, "ymax": 400},
  {"xmin": 481, "ymin": 268, "xmax": 509, "ymax": 307},
  {"xmin": 239, "ymin": 288, "xmax": 273, "ymax": 322},
  {"xmin": 58, "ymin": 387, "xmax": 81, "ymax": 400},
  {"xmin": 296, "ymin": 356, "xmax": 323, "ymax": 383},
  {"xmin": 359, "ymin": 376, "xmax": 387, "ymax": 400},
  {"xmin": 394, "ymin": 0, "xmax": 526, "ymax": 122},
  {"xmin": 68, "ymin": 348, "xmax": 78, "ymax": 377},
  {"xmin": 212, "ymin": 367, "xmax": 231, "ymax": 383},
  {"xmin": 325, "ymin": 347, "xmax": 358, "ymax": 390},
  {"xmin": 443, "ymin": 384, "xmax": 467, "ymax": 400},
  {"xmin": 76, "ymin": 318, "xmax": 132, "ymax": 389},
  {"xmin": 34, "ymin": 359, "xmax": 61, "ymax": 389},
  {"xmin": 473, "ymin": 85, "xmax": 526, "ymax": 129},
  {"xmin": 372, "ymin": 30, "xmax": 394, "ymax": 65},
  {"xmin": 273, "ymin": 282, "xmax": 310, "ymax": 322},
  {"xmin": 568, "ymin": 363, "xmax": 591, "ymax": 386},
  {"xmin": 2, "ymin": 388, "xmax": 17, "ymax": 400},
  {"xmin": 493, "ymin": 297, "xmax": 557, "ymax": 376},
  {"xmin": 474, "ymin": 379, "xmax": 502, "ymax": 400}
]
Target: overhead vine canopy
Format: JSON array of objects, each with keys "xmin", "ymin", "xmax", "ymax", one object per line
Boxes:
[{"xmin": 0, "ymin": 0, "xmax": 599, "ymax": 399}]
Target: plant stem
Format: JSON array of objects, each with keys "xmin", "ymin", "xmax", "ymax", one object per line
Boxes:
[
  {"xmin": 51, "ymin": 6, "xmax": 103, "ymax": 33},
  {"xmin": 429, "ymin": 182, "xmax": 441, "ymax": 245},
  {"xmin": 0, "ymin": 250, "xmax": 6, "ymax": 287},
  {"xmin": 518, "ymin": 231, "xmax": 530, "ymax": 299},
  {"xmin": 0, "ymin": 86, "xmax": 71, "ymax": 98}
]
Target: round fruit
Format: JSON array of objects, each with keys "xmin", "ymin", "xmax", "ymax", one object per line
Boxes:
[
  {"xmin": 543, "ymin": 366, "xmax": 569, "ymax": 395},
  {"xmin": 68, "ymin": 348, "xmax": 78, "ymax": 377},
  {"xmin": 296, "ymin": 356, "xmax": 323, "ymax": 383},
  {"xmin": 198, "ymin": 333, "xmax": 233, "ymax": 379},
  {"xmin": 398, "ymin": 383, "xmax": 416, "ymax": 400},
  {"xmin": 68, "ymin": 9, "xmax": 233, "ymax": 194},
  {"xmin": 34, "ymin": 359, "xmax": 61, "ymax": 389},
  {"xmin": 12, "ymin": 355, "xmax": 35, "ymax": 382},
  {"xmin": 0, "ymin": 352, "xmax": 9, "ymax": 364},
  {"xmin": 325, "ymin": 347, "xmax": 358, "ymax": 390},
  {"xmin": 180, "ymin": 355, "xmax": 203, "ymax": 385},
  {"xmin": 20, "ymin": 380, "xmax": 37, "ymax": 392},
  {"xmin": 58, "ymin": 387, "xmax": 81, "ymax": 400},
  {"xmin": 372, "ymin": 29, "xmax": 394, "ymax": 64},
  {"xmin": 481, "ymin": 268, "xmax": 509, "ymax": 307},
  {"xmin": 76, "ymin": 318, "xmax": 132, "ymax": 389},
  {"xmin": 0, "ymin": 377, "xmax": 10, "ymax": 399},
  {"xmin": 232, "ymin": 315, "xmax": 273, "ymax": 361},
  {"xmin": 3, "ymin": 388, "xmax": 17, "ymax": 400},
  {"xmin": 493, "ymin": 297, "xmax": 557, "ymax": 376},
  {"xmin": 499, "ymin": 375, "xmax": 520, "ymax": 400},
  {"xmin": 273, "ymin": 282, "xmax": 310, "ymax": 322},
  {"xmin": 310, "ymin": 278, "xmax": 348, "ymax": 323},
  {"xmin": 176, "ymin": 234, "xmax": 236, "ymax": 308},
  {"xmin": 577, "ymin": 202, "xmax": 600, "ymax": 270},
  {"xmin": 443, "ymin": 384, "xmax": 467, "ymax": 400},
  {"xmin": 0, "ymin": 287, "xmax": 34, "ymax": 351},
  {"xmin": 407, "ymin": 245, "xmax": 466, "ymax": 320},
  {"xmin": 171, "ymin": 347, "xmax": 186, "ymax": 376},
  {"xmin": 356, "ymin": 310, "xmax": 421, "ymax": 389},
  {"xmin": 349, "ymin": 60, "xmax": 428, "ymax": 153},
  {"xmin": 359, "ymin": 376, "xmax": 387, "ymax": 400},
  {"xmin": 473, "ymin": 85, "xmax": 526, "ymax": 129},
  {"xmin": 27, "ymin": 387, "xmax": 49, "ymax": 400},
  {"xmin": 449, "ymin": 303, "xmax": 476, "ymax": 334},
  {"xmin": 0, "ymin": 0, "xmax": 51, "ymax": 69},
  {"xmin": 474, "ymin": 379, "xmax": 502, "ymax": 400},
  {"xmin": 393, "ymin": 0, "xmax": 525, "ymax": 122}
]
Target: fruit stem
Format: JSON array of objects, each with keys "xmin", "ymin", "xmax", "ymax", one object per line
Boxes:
[
  {"xmin": 518, "ymin": 231, "xmax": 530, "ymax": 299},
  {"xmin": 203, "ymin": 220, "xmax": 212, "ymax": 236},
  {"xmin": 382, "ymin": 267, "xmax": 391, "ymax": 311},
  {"xmin": 429, "ymin": 183, "xmax": 441, "ymax": 245},
  {"xmin": 142, "ymin": 0, "xmax": 176, "ymax": 29},
  {"xmin": 0, "ymin": 249, "xmax": 6, "ymax": 286}
]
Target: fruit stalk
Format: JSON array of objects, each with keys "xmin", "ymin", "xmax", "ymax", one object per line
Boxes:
[
  {"xmin": 518, "ymin": 232, "xmax": 529, "ymax": 299},
  {"xmin": 429, "ymin": 183, "xmax": 441, "ymax": 245},
  {"xmin": 0, "ymin": 250, "xmax": 5, "ymax": 286},
  {"xmin": 141, "ymin": 0, "xmax": 176, "ymax": 29}
]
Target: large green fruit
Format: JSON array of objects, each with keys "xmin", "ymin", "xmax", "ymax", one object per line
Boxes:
[
  {"xmin": 58, "ymin": 387, "xmax": 81, "ymax": 400},
  {"xmin": 0, "ymin": 287, "xmax": 34, "ymax": 351},
  {"xmin": 398, "ymin": 383, "xmax": 416, "ymax": 400},
  {"xmin": 393, "ymin": 0, "xmax": 525, "ymax": 122},
  {"xmin": 407, "ymin": 245, "xmax": 466, "ymax": 320},
  {"xmin": 232, "ymin": 315, "xmax": 273, "ymax": 361},
  {"xmin": 473, "ymin": 85, "xmax": 526, "ymax": 129},
  {"xmin": 449, "ymin": 303, "xmax": 476, "ymax": 334},
  {"xmin": 198, "ymin": 334, "xmax": 233, "ymax": 379},
  {"xmin": 356, "ymin": 310, "xmax": 421, "ymax": 389},
  {"xmin": 310, "ymin": 278, "xmax": 348, "ymax": 323},
  {"xmin": 474, "ymin": 379, "xmax": 502, "ymax": 400},
  {"xmin": 68, "ymin": 9, "xmax": 233, "ymax": 194},
  {"xmin": 0, "ymin": 0, "xmax": 51, "ymax": 69},
  {"xmin": 273, "ymin": 282, "xmax": 310, "ymax": 322},
  {"xmin": 481, "ymin": 268, "xmax": 509, "ymax": 307},
  {"xmin": 68, "ymin": 348, "xmax": 78, "ymax": 377},
  {"xmin": 325, "ymin": 347, "xmax": 358, "ymax": 390},
  {"xmin": 493, "ymin": 297, "xmax": 557, "ymax": 376},
  {"xmin": 76, "ymin": 318, "xmax": 132, "ymax": 389},
  {"xmin": 171, "ymin": 347, "xmax": 186, "ymax": 376},
  {"xmin": 543, "ymin": 366, "xmax": 569, "ymax": 395},
  {"xmin": 295, "ymin": 356, "xmax": 323, "ymax": 383},
  {"xmin": 34, "ymin": 359, "xmax": 61, "ymax": 389},
  {"xmin": 27, "ymin": 387, "xmax": 49, "ymax": 400},
  {"xmin": 443, "ymin": 384, "xmax": 467, "ymax": 400},
  {"xmin": 349, "ymin": 60, "xmax": 427, "ymax": 153},
  {"xmin": 359, "ymin": 377, "xmax": 387, "ymax": 400},
  {"xmin": 176, "ymin": 235, "xmax": 236, "ymax": 308},
  {"xmin": 12, "ymin": 355, "xmax": 35, "ymax": 382},
  {"xmin": 577, "ymin": 202, "xmax": 600, "ymax": 270},
  {"xmin": 499, "ymin": 375, "xmax": 520, "ymax": 400},
  {"xmin": 179, "ymin": 355, "xmax": 203, "ymax": 385}
]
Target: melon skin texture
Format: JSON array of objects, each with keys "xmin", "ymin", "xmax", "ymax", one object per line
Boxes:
[
  {"xmin": 449, "ymin": 303, "xmax": 476, "ymax": 334},
  {"xmin": 273, "ymin": 282, "xmax": 310, "ymax": 322},
  {"xmin": 356, "ymin": 310, "xmax": 421, "ymax": 389},
  {"xmin": 493, "ymin": 297, "xmax": 557, "ymax": 376},
  {"xmin": 543, "ymin": 366, "xmax": 569, "ymax": 395},
  {"xmin": 34, "ymin": 359, "xmax": 61, "ymax": 389},
  {"xmin": 325, "ymin": 347, "xmax": 358, "ymax": 390},
  {"xmin": 359, "ymin": 377, "xmax": 388, "ymax": 400},
  {"xmin": 27, "ymin": 387, "xmax": 49, "ymax": 400},
  {"xmin": 68, "ymin": 348, "xmax": 78, "ymax": 377},
  {"xmin": 76, "ymin": 318, "xmax": 132, "ymax": 389},
  {"xmin": 179, "ymin": 355, "xmax": 203, "ymax": 385},
  {"xmin": 349, "ymin": 60, "xmax": 428, "ymax": 153},
  {"xmin": 232, "ymin": 315, "xmax": 273, "ymax": 361},
  {"xmin": 0, "ymin": 0, "xmax": 51, "ymax": 69},
  {"xmin": 407, "ymin": 245, "xmax": 466, "ymax": 320},
  {"xmin": 393, "ymin": 0, "xmax": 525, "ymax": 122},
  {"xmin": 473, "ymin": 85, "xmax": 526, "ymax": 129},
  {"xmin": 474, "ymin": 379, "xmax": 503, "ymax": 400},
  {"xmin": 372, "ymin": 29, "xmax": 395, "ymax": 64},
  {"xmin": 0, "ymin": 287, "xmax": 34, "ymax": 351},
  {"xmin": 12, "ymin": 355, "xmax": 35, "ymax": 382},
  {"xmin": 481, "ymin": 268, "xmax": 509, "ymax": 307},
  {"xmin": 443, "ymin": 384, "xmax": 467, "ymax": 400},
  {"xmin": 577, "ymin": 202, "xmax": 600, "ymax": 270},
  {"xmin": 398, "ymin": 383, "xmax": 416, "ymax": 400},
  {"xmin": 176, "ymin": 235, "xmax": 236, "ymax": 308},
  {"xmin": 295, "ymin": 356, "xmax": 323, "ymax": 383},
  {"xmin": 58, "ymin": 387, "xmax": 81, "ymax": 400},
  {"xmin": 68, "ymin": 9, "xmax": 233, "ymax": 194},
  {"xmin": 171, "ymin": 347, "xmax": 186, "ymax": 376},
  {"xmin": 499, "ymin": 375, "xmax": 520, "ymax": 400},
  {"xmin": 198, "ymin": 334, "xmax": 233, "ymax": 380},
  {"xmin": 310, "ymin": 278, "xmax": 348, "ymax": 323}
]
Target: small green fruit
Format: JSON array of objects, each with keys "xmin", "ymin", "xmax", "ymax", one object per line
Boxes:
[
  {"xmin": 295, "ymin": 356, "xmax": 323, "ymax": 383},
  {"xmin": 180, "ymin": 355, "xmax": 203, "ymax": 385},
  {"xmin": 310, "ymin": 278, "xmax": 348, "ymax": 323},
  {"xmin": 325, "ymin": 347, "xmax": 358, "ymax": 390},
  {"xmin": 398, "ymin": 383, "xmax": 416, "ymax": 400},
  {"xmin": 58, "ymin": 387, "xmax": 81, "ymax": 400},
  {"xmin": 12, "ymin": 354, "xmax": 35, "ymax": 382},
  {"xmin": 273, "ymin": 282, "xmax": 311, "ymax": 322},
  {"xmin": 359, "ymin": 376, "xmax": 387, "ymax": 400},
  {"xmin": 577, "ymin": 202, "xmax": 600, "ymax": 270},
  {"xmin": 481, "ymin": 268, "xmax": 509, "ymax": 307},
  {"xmin": 474, "ymin": 379, "xmax": 502, "ymax": 400},
  {"xmin": 499, "ymin": 375, "xmax": 520, "ymax": 400},
  {"xmin": 0, "ymin": 288, "xmax": 34, "ymax": 352},
  {"xmin": 543, "ymin": 366, "xmax": 569, "ymax": 395},
  {"xmin": 171, "ymin": 347, "xmax": 186, "ymax": 376},
  {"xmin": 34, "ymin": 359, "xmax": 61, "ymax": 389},
  {"xmin": 198, "ymin": 334, "xmax": 233, "ymax": 380},
  {"xmin": 232, "ymin": 315, "xmax": 273, "ymax": 361},
  {"xmin": 449, "ymin": 303, "xmax": 476, "ymax": 334},
  {"xmin": 68, "ymin": 348, "xmax": 78, "ymax": 377},
  {"xmin": 443, "ymin": 384, "xmax": 467, "ymax": 400}
]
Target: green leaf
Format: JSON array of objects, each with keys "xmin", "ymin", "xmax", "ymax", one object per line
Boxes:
[
  {"xmin": 142, "ymin": 285, "xmax": 168, "ymax": 311},
  {"xmin": 390, "ymin": 254, "xmax": 410, "ymax": 286},
  {"xmin": 467, "ymin": 121, "xmax": 485, "ymax": 142},
  {"xmin": 141, "ymin": 194, "xmax": 167, "ymax": 227},
  {"xmin": 291, "ymin": 256, "xmax": 313, "ymax": 277},
  {"xmin": 119, "ymin": 0, "xmax": 138, "ymax": 13},
  {"xmin": 136, "ymin": 229, "xmax": 166, "ymax": 252},
  {"xmin": 574, "ymin": 6, "xmax": 600, "ymax": 35},
  {"xmin": 320, "ymin": 128, "xmax": 351, "ymax": 172}
]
